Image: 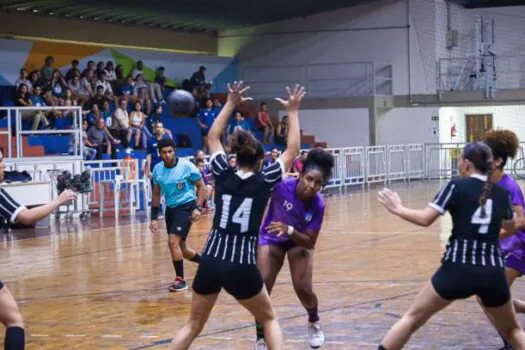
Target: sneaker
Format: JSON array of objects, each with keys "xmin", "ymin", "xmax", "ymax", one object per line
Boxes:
[
  {"xmin": 254, "ymin": 338, "xmax": 267, "ymax": 350},
  {"xmin": 169, "ymin": 277, "xmax": 188, "ymax": 292},
  {"xmin": 307, "ymin": 321, "xmax": 325, "ymax": 348}
]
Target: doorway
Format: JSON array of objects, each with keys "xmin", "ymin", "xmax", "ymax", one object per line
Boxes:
[{"xmin": 465, "ymin": 114, "xmax": 493, "ymax": 142}]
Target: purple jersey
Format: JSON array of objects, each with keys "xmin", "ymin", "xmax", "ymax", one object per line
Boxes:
[
  {"xmin": 259, "ymin": 178, "xmax": 325, "ymax": 248},
  {"xmin": 499, "ymin": 174, "xmax": 525, "ymax": 265}
]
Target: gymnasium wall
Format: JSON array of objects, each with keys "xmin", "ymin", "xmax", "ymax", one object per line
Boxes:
[
  {"xmin": 219, "ymin": 0, "xmax": 525, "ymax": 97},
  {"xmin": 278, "ymin": 108, "xmax": 370, "ymax": 147},
  {"xmin": 0, "ymin": 38, "xmax": 238, "ymax": 93},
  {"xmin": 439, "ymin": 105, "xmax": 525, "ymax": 144},
  {"xmin": 376, "ymin": 108, "xmax": 440, "ymax": 145}
]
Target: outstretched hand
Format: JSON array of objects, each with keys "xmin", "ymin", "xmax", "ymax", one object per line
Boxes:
[
  {"xmin": 226, "ymin": 81, "xmax": 253, "ymax": 106},
  {"xmin": 275, "ymin": 85, "xmax": 306, "ymax": 112},
  {"xmin": 378, "ymin": 188, "xmax": 403, "ymax": 215}
]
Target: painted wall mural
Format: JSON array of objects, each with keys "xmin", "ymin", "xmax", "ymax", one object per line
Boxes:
[{"xmin": 0, "ymin": 38, "xmax": 238, "ymax": 92}]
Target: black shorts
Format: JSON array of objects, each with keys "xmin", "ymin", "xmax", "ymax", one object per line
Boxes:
[
  {"xmin": 165, "ymin": 201, "xmax": 196, "ymax": 238},
  {"xmin": 431, "ymin": 262, "xmax": 510, "ymax": 308},
  {"xmin": 192, "ymin": 256, "xmax": 263, "ymax": 300},
  {"xmin": 0, "ymin": 280, "xmax": 3, "ymax": 290}
]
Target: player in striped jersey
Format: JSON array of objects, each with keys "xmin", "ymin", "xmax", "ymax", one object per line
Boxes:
[
  {"xmin": 376, "ymin": 142, "xmax": 525, "ymax": 350},
  {"xmin": 482, "ymin": 129, "xmax": 525, "ymax": 350},
  {"xmin": 168, "ymin": 82, "xmax": 305, "ymax": 350},
  {"xmin": 0, "ymin": 149, "xmax": 77, "ymax": 350},
  {"xmin": 254, "ymin": 148, "xmax": 333, "ymax": 350}
]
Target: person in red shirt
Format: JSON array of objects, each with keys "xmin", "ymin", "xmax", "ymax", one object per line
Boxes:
[
  {"xmin": 289, "ymin": 151, "xmax": 308, "ymax": 177},
  {"xmin": 257, "ymin": 102, "xmax": 274, "ymax": 144}
]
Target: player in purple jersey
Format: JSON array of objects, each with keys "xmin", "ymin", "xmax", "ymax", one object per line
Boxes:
[
  {"xmin": 483, "ymin": 129, "xmax": 525, "ymax": 350},
  {"xmin": 254, "ymin": 148, "xmax": 334, "ymax": 350}
]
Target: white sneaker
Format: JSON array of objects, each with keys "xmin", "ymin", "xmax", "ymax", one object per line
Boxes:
[
  {"xmin": 254, "ymin": 338, "xmax": 268, "ymax": 350},
  {"xmin": 307, "ymin": 321, "xmax": 325, "ymax": 348}
]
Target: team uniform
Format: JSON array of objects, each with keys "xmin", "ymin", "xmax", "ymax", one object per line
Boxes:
[
  {"xmin": 497, "ymin": 174, "xmax": 525, "ymax": 275},
  {"xmin": 259, "ymin": 177, "xmax": 325, "ymax": 250},
  {"xmin": 0, "ymin": 188, "xmax": 26, "ymax": 290},
  {"xmin": 152, "ymin": 158, "xmax": 202, "ymax": 237},
  {"xmin": 192, "ymin": 152, "xmax": 285, "ymax": 299},
  {"xmin": 429, "ymin": 174, "xmax": 514, "ymax": 307}
]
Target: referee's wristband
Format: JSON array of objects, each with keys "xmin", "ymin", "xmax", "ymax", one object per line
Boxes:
[
  {"xmin": 151, "ymin": 206, "xmax": 161, "ymax": 221},
  {"xmin": 287, "ymin": 225, "xmax": 294, "ymax": 236}
]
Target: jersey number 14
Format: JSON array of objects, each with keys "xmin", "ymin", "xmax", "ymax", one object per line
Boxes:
[{"xmin": 219, "ymin": 194, "xmax": 253, "ymax": 233}]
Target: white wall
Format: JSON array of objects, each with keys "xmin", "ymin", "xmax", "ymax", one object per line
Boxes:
[
  {"xmin": 377, "ymin": 107, "xmax": 440, "ymax": 145},
  {"xmin": 439, "ymin": 105, "xmax": 525, "ymax": 144},
  {"xmin": 278, "ymin": 108, "xmax": 369, "ymax": 147}
]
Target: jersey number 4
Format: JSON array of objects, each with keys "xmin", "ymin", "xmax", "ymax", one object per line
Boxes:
[
  {"xmin": 471, "ymin": 199, "xmax": 493, "ymax": 234},
  {"xmin": 219, "ymin": 194, "xmax": 253, "ymax": 233}
]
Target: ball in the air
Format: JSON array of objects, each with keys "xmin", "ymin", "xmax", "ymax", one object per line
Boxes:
[{"xmin": 167, "ymin": 90, "xmax": 195, "ymax": 116}]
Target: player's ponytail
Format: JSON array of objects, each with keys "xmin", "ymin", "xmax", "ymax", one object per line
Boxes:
[
  {"xmin": 463, "ymin": 142, "xmax": 494, "ymax": 218},
  {"xmin": 229, "ymin": 129, "xmax": 265, "ymax": 169}
]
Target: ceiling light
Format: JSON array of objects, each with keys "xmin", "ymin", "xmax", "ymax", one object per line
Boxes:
[
  {"xmin": 32, "ymin": 9, "xmax": 38, "ymax": 13},
  {"xmin": 48, "ymin": 11, "xmax": 54, "ymax": 15},
  {"xmin": 64, "ymin": 13, "xmax": 70, "ymax": 17},
  {"xmin": 79, "ymin": 15, "xmax": 84, "ymax": 19},
  {"xmin": 93, "ymin": 17, "xmax": 99, "ymax": 20}
]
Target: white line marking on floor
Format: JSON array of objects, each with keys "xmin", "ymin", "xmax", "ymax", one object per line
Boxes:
[
  {"xmin": 206, "ymin": 336, "xmax": 233, "ymax": 340},
  {"xmin": 30, "ymin": 334, "xmax": 49, "ymax": 337},
  {"xmin": 101, "ymin": 334, "xmax": 123, "ymax": 338},
  {"xmin": 65, "ymin": 334, "xmax": 87, "ymax": 338},
  {"xmin": 139, "ymin": 335, "xmax": 159, "ymax": 339}
]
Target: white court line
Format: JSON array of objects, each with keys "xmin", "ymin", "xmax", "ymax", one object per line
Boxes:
[
  {"xmin": 139, "ymin": 335, "xmax": 159, "ymax": 339},
  {"xmin": 30, "ymin": 334, "xmax": 49, "ymax": 337},
  {"xmin": 65, "ymin": 334, "xmax": 87, "ymax": 338},
  {"xmin": 101, "ymin": 334, "xmax": 123, "ymax": 338},
  {"xmin": 206, "ymin": 336, "xmax": 233, "ymax": 340}
]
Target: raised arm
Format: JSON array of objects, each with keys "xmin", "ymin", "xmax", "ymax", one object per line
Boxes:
[
  {"xmin": 378, "ymin": 188, "xmax": 441, "ymax": 227},
  {"xmin": 207, "ymin": 81, "xmax": 252, "ymax": 155},
  {"xmin": 275, "ymin": 85, "xmax": 306, "ymax": 172}
]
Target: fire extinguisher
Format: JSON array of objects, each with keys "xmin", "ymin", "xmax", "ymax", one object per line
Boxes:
[{"xmin": 450, "ymin": 122, "xmax": 457, "ymax": 138}]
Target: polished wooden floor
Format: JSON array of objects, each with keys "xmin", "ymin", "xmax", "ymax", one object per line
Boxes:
[{"xmin": 2, "ymin": 180, "xmax": 525, "ymax": 349}]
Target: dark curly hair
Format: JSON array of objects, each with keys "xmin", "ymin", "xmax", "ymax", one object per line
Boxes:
[
  {"xmin": 483, "ymin": 129, "xmax": 520, "ymax": 168},
  {"xmin": 302, "ymin": 148, "xmax": 334, "ymax": 182},
  {"xmin": 229, "ymin": 129, "xmax": 265, "ymax": 169}
]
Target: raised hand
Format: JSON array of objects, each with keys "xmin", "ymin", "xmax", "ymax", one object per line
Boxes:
[
  {"xmin": 275, "ymin": 84, "xmax": 306, "ymax": 112},
  {"xmin": 226, "ymin": 81, "xmax": 253, "ymax": 106},
  {"xmin": 378, "ymin": 188, "xmax": 403, "ymax": 215}
]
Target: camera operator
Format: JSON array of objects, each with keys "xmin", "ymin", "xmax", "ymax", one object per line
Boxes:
[{"xmin": 0, "ymin": 149, "xmax": 77, "ymax": 349}]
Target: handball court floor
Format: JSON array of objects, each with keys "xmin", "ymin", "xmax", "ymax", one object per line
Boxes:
[{"xmin": 2, "ymin": 179, "xmax": 525, "ymax": 350}]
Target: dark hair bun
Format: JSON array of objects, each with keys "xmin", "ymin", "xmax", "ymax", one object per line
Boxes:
[
  {"xmin": 303, "ymin": 148, "xmax": 334, "ymax": 180},
  {"xmin": 484, "ymin": 129, "xmax": 520, "ymax": 160}
]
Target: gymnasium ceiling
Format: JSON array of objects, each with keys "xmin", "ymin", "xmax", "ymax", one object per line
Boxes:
[
  {"xmin": 0, "ymin": 0, "xmax": 374, "ymax": 34},
  {"xmin": 0, "ymin": 0, "xmax": 521, "ymax": 35}
]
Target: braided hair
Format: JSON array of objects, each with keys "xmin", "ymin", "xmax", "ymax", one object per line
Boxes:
[{"xmin": 463, "ymin": 142, "xmax": 494, "ymax": 218}]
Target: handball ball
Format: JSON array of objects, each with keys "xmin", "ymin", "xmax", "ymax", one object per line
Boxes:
[{"xmin": 168, "ymin": 89, "xmax": 195, "ymax": 116}]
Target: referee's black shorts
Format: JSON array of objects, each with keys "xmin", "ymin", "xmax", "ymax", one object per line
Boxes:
[
  {"xmin": 431, "ymin": 262, "xmax": 510, "ymax": 308},
  {"xmin": 164, "ymin": 201, "xmax": 196, "ymax": 239},
  {"xmin": 192, "ymin": 255, "xmax": 263, "ymax": 300}
]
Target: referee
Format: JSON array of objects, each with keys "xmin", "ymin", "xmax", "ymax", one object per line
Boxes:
[
  {"xmin": 0, "ymin": 149, "xmax": 77, "ymax": 350},
  {"xmin": 150, "ymin": 138, "xmax": 206, "ymax": 292}
]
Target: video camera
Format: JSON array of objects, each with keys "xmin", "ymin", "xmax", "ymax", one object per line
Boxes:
[{"xmin": 56, "ymin": 169, "xmax": 92, "ymax": 194}]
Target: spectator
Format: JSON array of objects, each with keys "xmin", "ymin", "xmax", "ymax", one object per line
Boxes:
[
  {"xmin": 104, "ymin": 61, "xmax": 116, "ymax": 82},
  {"xmin": 131, "ymin": 61, "xmax": 144, "ymax": 79},
  {"xmin": 14, "ymin": 84, "xmax": 31, "ymax": 108},
  {"xmin": 144, "ymin": 121, "xmax": 171, "ymax": 179},
  {"xmin": 50, "ymin": 69, "xmax": 67, "ymax": 104},
  {"xmin": 150, "ymin": 67, "xmax": 166, "ymax": 104},
  {"xmin": 129, "ymin": 101, "xmax": 150, "ymax": 149},
  {"xmin": 81, "ymin": 60, "xmax": 95, "ymax": 79},
  {"xmin": 87, "ymin": 117, "xmax": 111, "ymax": 160},
  {"xmin": 135, "ymin": 85, "xmax": 152, "ymax": 116},
  {"xmin": 213, "ymin": 98, "xmax": 222, "ymax": 111},
  {"xmin": 228, "ymin": 111, "xmax": 250, "ymax": 135},
  {"xmin": 257, "ymin": 102, "xmax": 274, "ymax": 144},
  {"xmin": 276, "ymin": 115, "xmax": 289, "ymax": 145},
  {"xmin": 264, "ymin": 148, "xmax": 279, "ymax": 167},
  {"xmin": 95, "ymin": 71, "xmax": 113, "ymax": 96},
  {"xmin": 193, "ymin": 150, "xmax": 206, "ymax": 165},
  {"xmin": 195, "ymin": 158, "xmax": 214, "ymax": 211},
  {"xmin": 28, "ymin": 71, "xmax": 39, "ymax": 90},
  {"xmin": 190, "ymin": 65, "xmax": 206, "ymax": 89},
  {"xmin": 114, "ymin": 65, "xmax": 125, "ymax": 87},
  {"xmin": 111, "ymin": 99, "xmax": 132, "ymax": 153},
  {"xmin": 29, "ymin": 86, "xmax": 51, "ymax": 130},
  {"xmin": 69, "ymin": 120, "xmax": 97, "ymax": 160},
  {"xmin": 84, "ymin": 104, "xmax": 101, "ymax": 128},
  {"xmin": 40, "ymin": 56, "xmax": 54, "ymax": 87},
  {"xmin": 147, "ymin": 105, "xmax": 173, "ymax": 139},
  {"xmin": 289, "ymin": 150, "xmax": 308, "ymax": 177},
  {"xmin": 78, "ymin": 69, "xmax": 94, "ymax": 102},
  {"xmin": 65, "ymin": 60, "xmax": 80, "ymax": 82},
  {"xmin": 86, "ymin": 85, "xmax": 108, "ymax": 112},
  {"xmin": 14, "ymin": 69, "xmax": 32, "ymax": 94},
  {"xmin": 96, "ymin": 61, "xmax": 105, "ymax": 76},
  {"xmin": 63, "ymin": 88, "xmax": 78, "ymax": 107},
  {"xmin": 118, "ymin": 76, "xmax": 134, "ymax": 98}
]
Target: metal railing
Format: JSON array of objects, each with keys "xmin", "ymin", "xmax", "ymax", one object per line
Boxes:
[
  {"xmin": 0, "ymin": 106, "xmax": 83, "ymax": 159},
  {"xmin": 240, "ymin": 61, "xmax": 393, "ymax": 99}
]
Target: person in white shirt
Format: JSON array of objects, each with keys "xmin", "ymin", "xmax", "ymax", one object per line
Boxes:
[
  {"xmin": 131, "ymin": 61, "xmax": 144, "ymax": 80},
  {"xmin": 95, "ymin": 72, "xmax": 113, "ymax": 95},
  {"xmin": 14, "ymin": 69, "xmax": 32, "ymax": 94}
]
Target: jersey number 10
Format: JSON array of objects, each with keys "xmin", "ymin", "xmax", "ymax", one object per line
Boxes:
[{"xmin": 219, "ymin": 194, "xmax": 253, "ymax": 233}]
